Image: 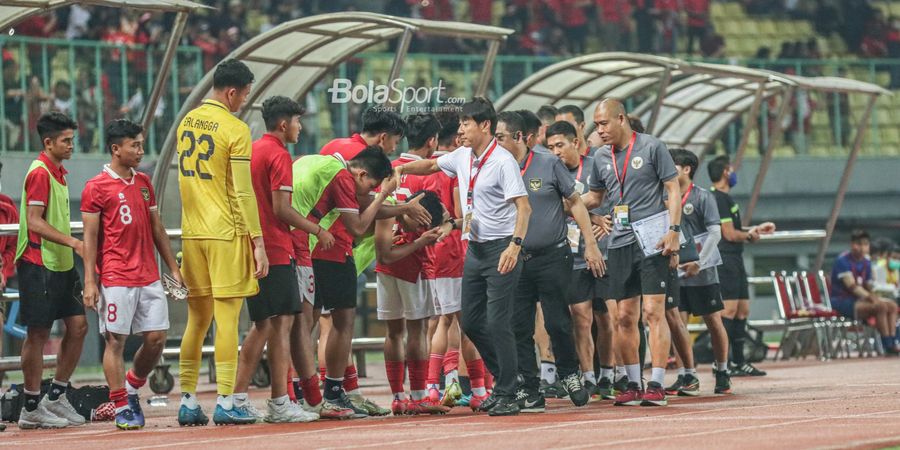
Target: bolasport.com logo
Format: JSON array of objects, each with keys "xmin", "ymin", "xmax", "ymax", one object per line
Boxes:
[{"xmin": 327, "ymin": 78, "xmax": 467, "ymax": 111}]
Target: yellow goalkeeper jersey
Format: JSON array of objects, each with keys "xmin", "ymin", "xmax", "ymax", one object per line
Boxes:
[{"xmin": 177, "ymin": 99, "xmax": 262, "ymax": 240}]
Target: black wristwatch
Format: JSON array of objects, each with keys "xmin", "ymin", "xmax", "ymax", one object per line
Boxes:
[
  {"xmin": 669, "ymin": 224, "xmax": 681, "ymax": 233},
  {"xmin": 446, "ymin": 218, "xmax": 457, "ymax": 230},
  {"xmin": 512, "ymin": 236, "xmax": 524, "ymax": 246}
]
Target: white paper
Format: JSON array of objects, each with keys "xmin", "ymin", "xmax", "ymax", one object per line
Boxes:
[
  {"xmin": 567, "ymin": 222, "xmax": 580, "ymax": 253},
  {"xmin": 677, "ymin": 231, "xmax": 723, "ymax": 278},
  {"xmin": 631, "ymin": 210, "xmax": 686, "ymax": 257}
]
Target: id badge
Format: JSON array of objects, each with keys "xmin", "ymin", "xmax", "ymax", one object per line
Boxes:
[
  {"xmin": 567, "ymin": 222, "xmax": 580, "ymax": 253},
  {"xmin": 613, "ymin": 204, "xmax": 631, "ymax": 230},
  {"xmin": 462, "ymin": 210, "xmax": 474, "ymax": 241}
]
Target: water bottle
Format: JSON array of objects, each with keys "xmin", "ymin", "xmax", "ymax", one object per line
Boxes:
[{"xmin": 148, "ymin": 395, "xmax": 169, "ymax": 407}]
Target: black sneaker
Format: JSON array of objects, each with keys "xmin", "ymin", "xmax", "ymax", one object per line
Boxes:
[
  {"xmin": 332, "ymin": 392, "xmax": 369, "ymax": 419},
  {"xmin": 487, "ymin": 396, "xmax": 520, "ymax": 416},
  {"xmin": 665, "ymin": 375, "xmax": 684, "ymax": 396},
  {"xmin": 515, "ymin": 387, "xmax": 545, "ymax": 413},
  {"xmin": 714, "ymin": 370, "xmax": 732, "ymax": 394},
  {"xmin": 678, "ymin": 374, "xmax": 700, "ymax": 397},
  {"xmin": 613, "ymin": 376, "xmax": 629, "ymax": 396},
  {"xmin": 561, "ymin": 373, "xmax": 589, "ymax": 407},
  {"xmin": 596, "ymin": 377, "xmax": 616, "ymax": 400},
  {"xmin": 583, "ymin": 379, "xmax": 599, "ymax": 399},
  {"xmin": 477, "ymin": 393, "xmax": 500, "ymax": 412},
  {"xmin": 731, "ymin": 363, "xmax": 766, "ymax": 377},
  {"xmin": 539, "ymin": 379, "xmax": 568, "ymax": 399}
]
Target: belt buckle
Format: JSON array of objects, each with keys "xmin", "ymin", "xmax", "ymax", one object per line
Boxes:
[{"xmin": 522, "ymin": 252, "xmax": 533, "ymax": 262}]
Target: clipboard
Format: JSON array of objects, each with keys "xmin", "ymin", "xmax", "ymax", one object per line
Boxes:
[{"xmin": 631, "ymin": 210, "xmax": 687, "ymax": 257}]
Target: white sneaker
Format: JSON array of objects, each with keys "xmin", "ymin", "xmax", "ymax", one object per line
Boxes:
[
  {"xmin": 264, "ymin": 399, "xmax": 319, "ymax": 423},
  {"xmin": 234, "ymin": 401, "xmax": 263, "ymax": 422},
  {"xmin": 42, "ymin": 394, "xmax": 86, "ymax": 426},
  {"xmin": 18, "ymin": 403, "xmax": 68, "ymax": 429},
  {"xmin": 298, "ymin": 399, "xmax": 320, "ymax": 414}
]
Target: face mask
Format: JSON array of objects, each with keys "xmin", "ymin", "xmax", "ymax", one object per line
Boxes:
[
  {"xmin": 727, "ymin": 171, "xmax": 738, "ymax": 188},
  {"xmin": 889, "ymin": 260, "xmax": 900, "ymax": 271}
]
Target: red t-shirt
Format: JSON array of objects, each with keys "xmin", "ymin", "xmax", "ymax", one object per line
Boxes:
[
  {"xmin": 309, "ymin": 168, "xmax": 360, "ymax": 264},
  {"xmin": 596, "ymin": 0, "xmax": 632, "ymax": 23},
  {"xmin": 547, "ymin": 0, "xmax": 588, "ymax": 27},
  {"xmin": 20, "ymin": 152, "xmax": 68, "ymax": 267},
  {"xmin": 684, "ymin": 0, "xmax": 709, "ymax": 27},
  {"xmin": 80, "ymin": 166, "xmax": 159, "ymax": 287},
  {"xmin": 251, "ymin": 134, "xmax": 295, "ymax": 266},
  {"xmin": 292, "ymin": 228, "xmax": 311, "ymax": 268},
  {"xmin": 420, "ymin": 151, "xmax": 465, "ymax": 279},
  {"xmin": 319, "ymin": 133, "xmax": 368, "ymax": 160},
  {"xmin": 376, "ymin": 154, "xmax": 429, "ymax": 283},
  {"xmin": 0, "ymin": 194, "xmax": 18, "ymax": 279},
  {"xmin": 469, "ymin": 0, "xmax": 493, "ymax": 24}
]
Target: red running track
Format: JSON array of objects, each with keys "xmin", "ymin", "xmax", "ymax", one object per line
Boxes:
[{"xmin": 3, "ymin": 357, "xmax": 900, "ymax": 449}]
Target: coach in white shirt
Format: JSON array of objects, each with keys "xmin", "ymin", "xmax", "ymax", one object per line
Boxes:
[{"xmin": 396, "ymin": 97, "xmax": 531, "ymax": 416}]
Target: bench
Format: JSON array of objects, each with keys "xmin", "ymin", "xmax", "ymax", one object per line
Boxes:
[{"xmin": 351, "ymin": 337, "xmax": 385, "ymax": 378}]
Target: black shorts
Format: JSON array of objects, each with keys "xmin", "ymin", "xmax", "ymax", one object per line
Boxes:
[
  {"xmin": 606, "ymin": 242, "xmax": 670, "ymax": 301},
  {"xmin": 718, "ymin": 252, "xmax": 750, "ymax": 300},
  {"xmin": 569, "ymin": 269, "xmax": 612, "ymax": 313},
  {"xmin": 17, "ymin": 261, "xmax": 84, "ymax": 328},
  {"xmin": 247, "ymin": 263, "xmax": 302, "ymax": 321},
  {"xmin": 679, "ymin": 284, "xmax": 725, "ymax": 317},
  {"xmin": 312, "ymin": 256, "xmax": 358, "ymax": 310},
  {"xmin": 665, "ymin": 269, "xmax": 680, "ymax": 310}
]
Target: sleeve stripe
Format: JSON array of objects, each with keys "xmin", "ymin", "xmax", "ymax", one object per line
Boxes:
[
  {"xmin": 720, "ymin": 218, "xmax": 733, "ymax": 223},
  {"xmin": 278, "ymin": 186, "xmax": 293, "ymax": 192},
  {"xmin": 335, "ymin": 208, "xmax": 358, "ymax": 213},
  {"xmin": 149, "ymin": 206, "xmax": 159, "ymax": 211},
  {"xmin": 27, "ymin": 200, "xmax": 46, "ymax": 206},
  {"xmin": 231, "ymin": 157, "xmax": 251, "ymax": 162},
  {"xmin": 81, "ymin": 211, "xmax": 100, "ymax": 215}
]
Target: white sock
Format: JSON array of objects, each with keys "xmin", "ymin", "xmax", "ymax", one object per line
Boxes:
[
  {"xmin": 677, "ymin": 367, "xmax": 686, "ymax": 376},
  {"xmin": 444, "ymin": 370, "xmax": 459, "ymax": 386},
  {"xmin": 715, "ymin": 361, "xmax": 728, "ymax": 372},
  {"xmin": 125, "ymin": 380, "xmax": 140, "ymax": 396},
  {"xmin": 583, "ymin": 371, "xmax": 596, "ymax": 384},
  {"xmin": 272, "ymin": 394, "xmax": 289, "ymax": 406},
  {"xmin": 685, "ymin": 368, "xmax": 697, "ymax": 376},
  {"xmin": 615, "ymin": 366, "xmax": 627, "ymax": 381},
  {"xmin": 181, "ymin": 393, "xmax": 199, "ymax": 409},
  {"xmin": 411, "ymin": 390, "xmax": 428, "ymax": 401},
  {"xmin": 472, "ymin": 387, "xmax": 487, "ymax": 396},
  {"xmin": 540, "ymin": 362, "xmax": 557, "ymax": 384},
  {"xmin": 599, "ymin": 367, "xmax": 614, "ymax": 381},
  {"xmin": 625, "ymin": 364, "xmax": 641, "ymax": 385},
  {"xmin": 427, "ymin": 383, "xmax": 440, "ymax": 391},
  {"xmin": 217, "ymin": 395, "xmax": 233, "ymax": 410},
  {"xmin": 233, "ymin": 392, "xmax": 249, "ymax": 406},
  {"xmin": 650, "ymin": 367, "xmax": 666, "ymax": 386}
]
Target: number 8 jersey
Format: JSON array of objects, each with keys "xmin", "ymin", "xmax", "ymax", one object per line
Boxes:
[
  {"xmin": 81, "ymin": 165, "xmax": 160, "ymax": 287},
  {"xmin": 176, "ymin": 99, "xmax": 262, "ymax": 240}
]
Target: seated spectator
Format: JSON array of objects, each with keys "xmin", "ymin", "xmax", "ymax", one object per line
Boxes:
[
  {"xmin": 872, "ymin": 239, "xmax": 899, "ymax": 299},
  {"xmin": 829, "ymin": 230, "xmax": 899, "ymax": 355}
]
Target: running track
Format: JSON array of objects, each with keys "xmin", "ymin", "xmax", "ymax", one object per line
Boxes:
[{"xmin": 3, "ymin": 357, "xmax": 900, "ymax": 449}]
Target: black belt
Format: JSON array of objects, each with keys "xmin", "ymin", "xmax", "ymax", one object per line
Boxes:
[{"xmin": 522, "ymin": 240, "xmax": 567, "ymax": 261}]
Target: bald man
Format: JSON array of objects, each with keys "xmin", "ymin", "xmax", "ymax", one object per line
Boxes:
[{"xmin": 581, "ymin": 99, "xmax": 682, "ymax": 407}]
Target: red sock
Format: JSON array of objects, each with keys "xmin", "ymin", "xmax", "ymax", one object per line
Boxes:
[
  {"xmin": 442, "ymin": 349, "xmax": 460, "ymax": 374},
  {"xmin": 484, "ymin": 370, "xmax": 494, "ymax": 391},
  {"xmin": 426, "ymin": 353, "xmax": 444, "ymax": 385},
  {"xmin": 301, "ymin": 376, "xmax": 323, "ymax": 407},
  {"xmin": 126, "ymin": 369, "xmax": 146, "ymax": 390},
  {"xmin": 287, "ymin": 368, "xmax": 298, "ymax": 402},
  {"xmin": 319, "ymin": 366, "xmax": 327, "ymax": 383},
  {"xmin": 408, "ymin": 360, "xmax": 428, "ymax": 393},
  {"xmin": 109, "ymin": 388, "xmax": 128, "ymax": 410},
  {"xmin": 469, "ymin": 358, "xmax": 486, "ymax": 389},
  {"xmin": 385, "ymin": 360, "xmax": 406, "ymax": 395},
  {"xmin": 343, "ymin": 365, "xmax": 360, "ymax": 393}
]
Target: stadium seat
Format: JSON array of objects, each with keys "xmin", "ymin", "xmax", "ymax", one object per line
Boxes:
[{"xmin": 771, "ymin": 271, "xmax": 819, "ymax": 360}]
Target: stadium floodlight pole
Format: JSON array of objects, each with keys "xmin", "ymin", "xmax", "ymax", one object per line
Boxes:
[
  {"xmin": 646, "ymin": 67, "xmax": 673, "ymax": 134},
  {"xmin": 813, "ymin": 92, "xmax": 878, "ymax": 272},
  {"xmin": 475, "ymin": 40, "xmax": 501, "ymax": 98},
  {"xmin": 744, "ymin": 87, "xmax": 794, "ymax": 225},
  {"xmin": 141, "ymin": 11, "xmax": 189, "ymax": 139},
  {"xmin": 731, "ymin": 81, "xmax": 766, "ymax": 172}
]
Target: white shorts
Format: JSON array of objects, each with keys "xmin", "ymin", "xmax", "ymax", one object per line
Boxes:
[
  {"xmin": 295, "ymin": 265, "xmax": 315, "ymax": 305},
  {"xmin": 376, "ymin": 273, "xmax": 433, "ymax": 320},
  {"xmin": 99, "ymin": 281, "xmax": 169, "ymax": 335},
  {"xmin": 428, "ymin": 277, "xmax": 462, "ymax": 316}
]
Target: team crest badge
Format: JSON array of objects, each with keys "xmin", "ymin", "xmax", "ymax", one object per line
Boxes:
[
  {"xmin": 631, "ymin": 157, "xmax": 644, "ymax": 169},
  {"xmin": 141, "ymin": 187, "xmax": 150, "ymax": 201},
  {"xmin": 683, "ymin": 203, "xmax": 694, "ymax": 215},
  {"xmin": 529, "ymin": 178, "xmax": 542, "ymax": 191}
]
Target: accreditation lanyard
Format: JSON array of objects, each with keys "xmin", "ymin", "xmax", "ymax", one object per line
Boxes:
[
  {"xmin": 610, "ymin": 132, "xmax": 637, "ymax": 201},
  {"xmin": 575, "ymin": 156, "xmax": 584, "ymax": 181},
  {"xmin": 519, "ymin": 151, "xmax": 534, "ymax": 176},
  {"xmin": 850, "ymin": 257, "xmax": 868, "ymax": 286},
  {"xmin": 466, "ymin": 139, "xmax": 499, "ymax": 208},
  {"xmin": 681, "ymin": 183, "xmax": 694, "ymax": 207}
]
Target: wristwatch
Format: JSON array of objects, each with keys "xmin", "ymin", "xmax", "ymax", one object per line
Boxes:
[
  {"xmin": 512, "ymin": 237, "xmax": 524, "ymax": 246},
  {"xmin": 669, "ymin": 224, "xmax": 681, "ymax": 233},
  {"xmin": 446, "ymin": 218, "xmax": 457, "ymax": 230}
]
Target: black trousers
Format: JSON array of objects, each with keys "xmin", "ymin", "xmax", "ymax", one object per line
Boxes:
[
  {"xmin": 512, "ymin": 243, "xmax": 578, "ymax": 390},
  {"xmin": 461, "ymin": 237, "xmax": 523, "ymax": 398}
]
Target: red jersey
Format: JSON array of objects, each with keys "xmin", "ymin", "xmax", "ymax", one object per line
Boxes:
[
  {"xmin": 596, "ymin": 0, "xmax": 632, "ymax": 23},
  {"xmin": 292, "ymin": 228, "xmax": 311, "ymax": 267},
  {"xmin": 0, "ymin": 194, "xmax": 18, "ymax": 279},
  {"xmin": 80, "ymin": 166, "xmax": 159, "ymax": 287},
  {"xmin": 376, "ymin": 154, "xmax": 429, "ymax": 283},
  {"xmin": 421, "ymin": 151, "xmax": 465, "ymax": 279},
  {"xmin": 319, "ymin": 133, "xmax": 368, "ymax": 160},
  {"xmin": 309, "ymin": 169, "xmax": 359, "ymax": 263},
  {"xmin": 20, "ymin": 152, "xmax": 68, "ymax": 267},
  {"xmin": 684, "ymin": 0, "xmax": 709, "ymax": 27},
  {"xmin": 547, "ymin": 0, "xmax": 589, "ymax": 27},
  {"xmin": 251, "ymin": 134, "xmax": 295, "ymax": 266}
]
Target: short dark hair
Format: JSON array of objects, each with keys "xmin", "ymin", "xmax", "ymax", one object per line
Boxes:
[
  {"xmin": 435, "ymin": 110, "xmax": 460, "ymax": 147},
  {"xmin": 850, "ymin": 229, "xmax": 870, "ymax": 243},
  {"xmin": 262, "ymin": 95, "xmax": 305, "ymax": 131},
  {"xmin": 105, "ymin": 119, "xmax": 143, "ymax": 154},
  {"xmin": 545, "ymin": 121, "xmax": 578, "ymax": 142},
  {"xmin": 871, "ymin": 237, "xmax": 893, "ymax": 256},
  {"xmin": 37, "ymin": 111, "xmax": 78, "ymax": 142},
  {"xmin": 707, "ymin": 155, "xmax": 731, "ymax": 182},
  {"xmin": 213, "ymin": 59, "xmax": 255, "ymax": 90},
  {"xmin": 669, "ymin": 148, "xmax": 699, "ymax": 179},
  {"xmin": 410, "ymin": 190, "xmax": 444, "ymax": 228},
  {"xmin": 349, "ymin": 146, "xmax": 393, "ymax": 182},
  {"xmin": 405, "ymin": 113, "xmax": 442, "ymax": 149},
  {"xmin": 627, "ymin": 114, "xmax": 645, "ymax": 133},
  {"xmin": 497, "ymin": 111, "xmax": 525, "ymax": 139},
  {"xmin": 516, "ymin": 109, "xmax": 541, "ymax": 136},
  {"xmin": 460, "ymin": 97, "xmax": 497, "ymax": 135},
  {"xmin": 361, "ymin": 107, "xmax": 406, "ymax": 137},
  {"xmin": 536, "ymin": 105, "xmax": 559, "ymax": 124},
  {"xmin": 558, "ymin": 104, "xmax": 585, "ymax": 124}
]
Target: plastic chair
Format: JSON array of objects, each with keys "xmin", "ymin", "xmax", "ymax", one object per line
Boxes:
[{"xmin": 771, "ymin": 271, "xmax": 817, "ymax": 360}]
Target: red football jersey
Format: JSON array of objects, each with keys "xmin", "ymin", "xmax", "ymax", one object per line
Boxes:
[
  {"xmin": 80, "ymin": 166, "xmax": 159, "ymax": 287},
  {"xmin": 0, "ymin": 193, "xmax": 19, "ymax": 279},
  {"xmin": 251, "ymin": 134, "xmax": 295, "ymax": 266},
  {"xmin": 376, "ymin": 154, "xmax": 429, "ymax": 283},
  {"xmin": 319, "ymin": 133, "xmax": 367, "ymax": 160},
  {"xmin": 20, "ymin": 152, "xmax": 68, "ymax": 267},
  {"xmin": 292, "ymin": 228, "xmax": 311, "ymax": 268},
  {"xmin": 309, "ymin": 169, "xmax": 359, "ymax": 263},
  {"xmin": 421, "ymin": 151, "xmax": 464, "ymax": 279}
]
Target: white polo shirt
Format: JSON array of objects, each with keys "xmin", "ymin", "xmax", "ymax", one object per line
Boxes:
[{"xmin": 437, "ymin": 139, "xmax": 527, "ymax": 242}]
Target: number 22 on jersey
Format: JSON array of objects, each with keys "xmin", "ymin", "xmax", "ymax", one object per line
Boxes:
[{"xmin": 179, "ymin": 130, "xmax": 216, "ymax": 179}]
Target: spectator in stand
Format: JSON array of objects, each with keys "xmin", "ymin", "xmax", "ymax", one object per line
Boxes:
[
  {"xmin": 652, "ymin": 0, "xmax": 681, "ymax": 55},
  {"xmin": 2, "ymin": 50, "xmax": 24, "ymax": 150},
  {"xmin": 546, "ymin": 0, "xmax": 591, "ymax": 55},
  {"xmin": 684, "ymin": 0, "xmax": 710, "ymax": 55},
  {"xmin": 192, "ymin": 21, "xmax": 220, "ymax": 72},
  {"xmin": 64, "ymin": 5, "xmax": 92, "ymax": 40},
  {"xmin": 871, "ymin": 239, "xmax": 899, "ymax": 300},
  {"xmin": 826, "ymin": 68, "xmax": 850, "ymax": 148},
  {"xmin": 829, "ymin": 230, "xmax": 899, "ymax": 355},
  {"xmin": 469, "ymin": 0, "xmax": 493, "ymax": 25},
  {"xmin": 634, "ymin": 0, "xmax": 655, "ymax": 53},
  {"xmin": 700, "ymin": 33, "xmax": 726, "ymax": 58},
  {"xmin": 595, "ymin": 0, "xmax": 634, "ymax": 51}
]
